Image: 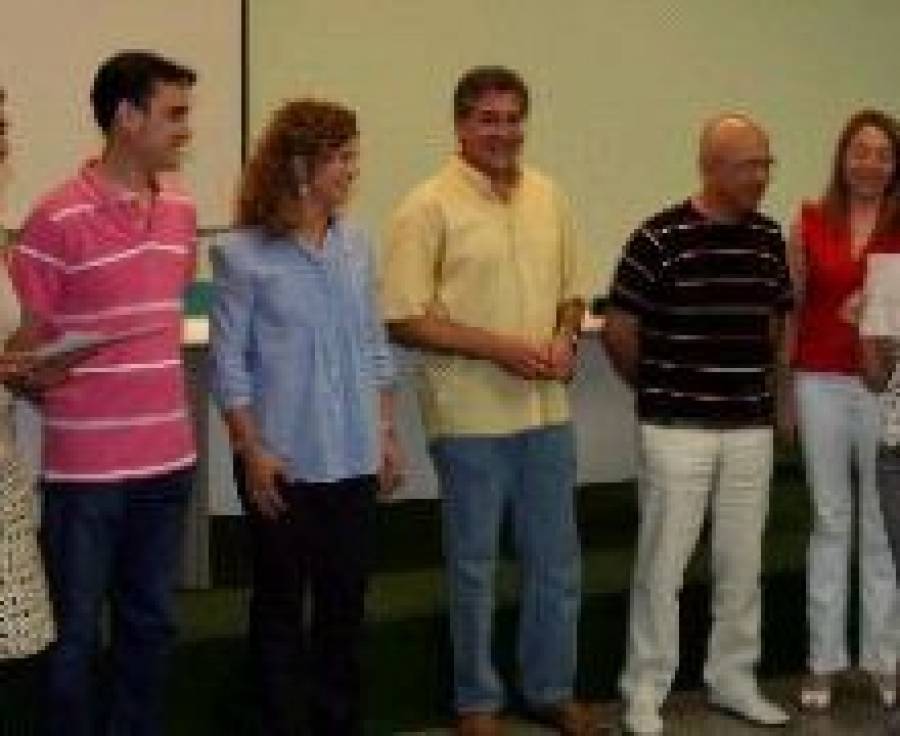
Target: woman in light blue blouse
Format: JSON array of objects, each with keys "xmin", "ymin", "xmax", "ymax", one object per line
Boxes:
[{"xmin": 210, "ymin": 98, "xmax": 400, "ymax": 736}]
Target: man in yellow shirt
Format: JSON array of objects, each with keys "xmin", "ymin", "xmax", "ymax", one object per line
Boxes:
[{"xmin": 381, "ymin": 66, "xmax": 597, "ymax": 736}]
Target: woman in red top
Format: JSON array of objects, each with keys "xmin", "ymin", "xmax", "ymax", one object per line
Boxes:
[{"xmin": 789, "ymin": 109, "xmax": 900, "ymax": 711}]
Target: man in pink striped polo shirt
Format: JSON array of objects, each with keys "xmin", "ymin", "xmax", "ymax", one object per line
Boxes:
[{"xmin": 10, "ymin": 51, "xmax": 197, "ymax": 736}]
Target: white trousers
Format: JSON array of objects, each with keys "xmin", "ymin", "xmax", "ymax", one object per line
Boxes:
[{"xmin": 620, "ymin": 424, "xmax": 773, "ymax": 705}]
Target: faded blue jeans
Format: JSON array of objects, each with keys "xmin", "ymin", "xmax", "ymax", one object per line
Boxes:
[
  {"xmin": 41, "ymin": 467, "xmax": 193, "ymax": 736},
  {"xmin": 796, "ymin": 373, "xmax": 896, "ymax": 676},
  {"xmin": 430, "ymin": 423, "xmax": 581, "ymax": 714}
]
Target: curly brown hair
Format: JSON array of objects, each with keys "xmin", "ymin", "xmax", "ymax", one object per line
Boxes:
[
  {"xmin": 822, "ymin": 108, "xmax": 900, "ymax": 236},
  {"xmin": 235, "ymin": 98, "xmax": 358, "ymax": 237}
]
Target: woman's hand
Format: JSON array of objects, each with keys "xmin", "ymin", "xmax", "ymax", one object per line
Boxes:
[
  {"xmin": 838, "ymin": 289, "xmax": 863, "ymax": 325},
  {"xmin": 243, "ymin": 444, "xmax": 288, "ymax": 519},
  {"xmin": 377, "ymin": 423, "xmax": 404, "ymax": 500}
]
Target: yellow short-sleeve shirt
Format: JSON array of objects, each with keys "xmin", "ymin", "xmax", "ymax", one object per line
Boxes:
[{"xmin": 381, "ymin": 155, "xmax": 597, "ymax": 438}]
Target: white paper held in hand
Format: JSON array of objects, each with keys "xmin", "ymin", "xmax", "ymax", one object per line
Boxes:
[
  {"xmin": 33, "ymin": 324, "xmax": 167, "ymax": 360},
  {"xmin": 861, "ymin": 253, "xmax": 900, "ymax": 338}
]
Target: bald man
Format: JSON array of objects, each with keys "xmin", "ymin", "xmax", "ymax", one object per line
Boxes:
[{"xmin": 604, "ymin": 115, "xmax": 793, "ymax": 734}]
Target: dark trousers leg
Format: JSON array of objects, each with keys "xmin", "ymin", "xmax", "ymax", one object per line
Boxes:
[
  {"xmin": 235, "ymin": 458, "xmax": 306, "ymax": 736},
  {"xmin": 305, "ymin": 476, "xmax": 376, "ymax": 736},
  {"xmin": 42, "ymin": 469, "xmax": 191, "ymax": 736},
  {"xmin": 41, "ymin": 484, "xmax": 120, "ymax": 736},
  {"xmin": 107, "ymin": 468, "xmax": 193, "ymax": 736},
  {"xmin": 236, "ymin": 461, "xmax": 376, "ymax": 736}
]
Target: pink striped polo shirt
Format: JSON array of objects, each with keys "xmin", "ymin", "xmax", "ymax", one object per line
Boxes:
[{"xmin": 10, "ymin": 161, "xmax": 197, "ymax": 482}]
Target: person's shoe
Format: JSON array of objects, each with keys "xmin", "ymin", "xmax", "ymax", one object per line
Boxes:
[
  {"xmin": 529, "ymin": 700, "xmax": 599, "ymax": 735},
  {"xmin": 455, "ymin": 711, "xmax": 504, "ymax": 736},
  {"xmin": 708, "ymin": 679, "xmax": 791, "ymax": 727},
  {"xmin": 869, "ymin": 671, "xmax": 897, "ymax": 709},
  {"xmin": 621, "ymin": 693, "xmax": 663, "ymax": 735},
  {"xmin": 798, "ymin": 673, "xmax": 833, "ymax": 712}
]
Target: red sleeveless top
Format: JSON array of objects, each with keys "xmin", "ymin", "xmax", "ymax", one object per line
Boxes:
[
  {"xmin": 795, "ymin": 202, "xmax": 900, "ymax": 374},
  {"xmin": 794, "ymin": 203, "xmax": 866, "ymax": 374}
]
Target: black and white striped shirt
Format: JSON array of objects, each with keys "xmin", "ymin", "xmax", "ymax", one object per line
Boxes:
[{"xmin": 609, "ymin": 200, "xmax": 793, "ymax": 426}]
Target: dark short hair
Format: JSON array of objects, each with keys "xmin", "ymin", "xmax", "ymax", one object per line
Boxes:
[
  {"xmin": 90, "ymin": 51, "xmax": 197, "ymax": 134},
  {"xmin": 453, "ymin": 66, "xmax": 529, "ymax": 122}
]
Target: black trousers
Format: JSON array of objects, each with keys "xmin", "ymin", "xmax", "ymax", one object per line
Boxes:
[{"xmin": 235, "ymin": 459, "xmax": 376, "ymax": 736}]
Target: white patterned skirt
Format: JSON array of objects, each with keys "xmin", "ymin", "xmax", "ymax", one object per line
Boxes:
[{"xmin": 0, "ymin": 452, "xmax": 54, "ymax": 659}]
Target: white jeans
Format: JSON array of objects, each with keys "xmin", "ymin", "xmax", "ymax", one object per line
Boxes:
[
  {"xmin": 796, "ymin": 372, "xmax": 896, "ymax": 676},
  {"xmin": 620, "ymin": 424, "xmax": 773, "ymax": 705}
]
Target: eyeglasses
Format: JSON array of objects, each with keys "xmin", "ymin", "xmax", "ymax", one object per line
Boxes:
[{"xmin": 726, "ymin": 156, "xmax": 777, "ymax": 175}]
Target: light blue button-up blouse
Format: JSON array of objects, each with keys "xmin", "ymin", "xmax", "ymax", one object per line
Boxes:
[{"xmin": 209, "ymin": 220, "xmax": 394, "ymax": 483}]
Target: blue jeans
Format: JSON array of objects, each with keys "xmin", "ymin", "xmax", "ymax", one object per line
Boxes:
[
  {"xmin": 796, "ymin": 373, "xmax": 896, "ymax": 676},
  {"xmin": 430, "ymin": 423, "xmax": 580, "ymax": 714},
  {"xmin": 41, "ymin": 468, "xmax": 193, "ymax": 736}
]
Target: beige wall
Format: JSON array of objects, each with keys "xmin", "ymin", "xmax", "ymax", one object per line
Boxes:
[
  {"xmin": 249, "ymin": 0, "xmax": 900, "ymax": 286},
  {"xmin": 6, "ymin": 1, "xmax": 897, "ymax": 264},
  {"xmin": 1, "ymin": 0, "xmax": 243, "ymax": 229}
]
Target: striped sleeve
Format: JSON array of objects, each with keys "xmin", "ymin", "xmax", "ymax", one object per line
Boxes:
[
  {"xmin": 769, "ymin": 231, "xmax": 795, "ymax": 313},
  {"xmin": 608, "ymin": 227, "xmax": 663, "ymax": 317},
  {"xmin": 9, "ymin": 207, "xmax": 67, "ymax": 336}
]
